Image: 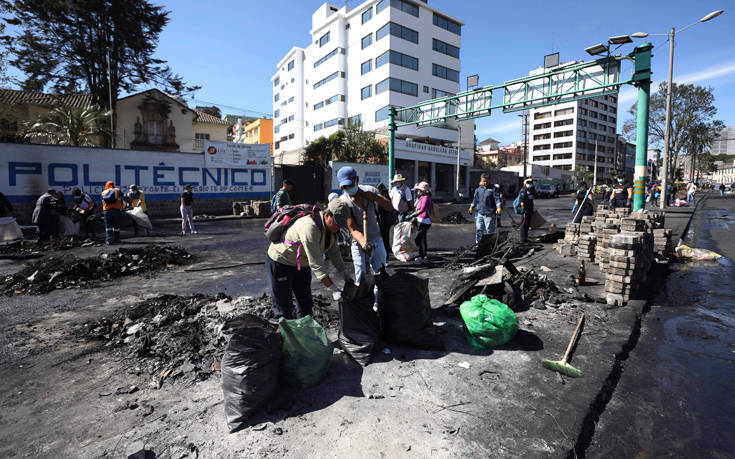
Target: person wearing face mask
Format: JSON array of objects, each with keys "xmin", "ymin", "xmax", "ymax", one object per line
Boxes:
[
  {"xmin": 610, "ymin": 177, "xmax": 632, "ymax": 209},
  {"xmin": 336, "ymin": 166, "xmax": 395, "ymax": 284},
  {"xmin": 519, "ymin": 178, "xmax": 535, "ymax": 243}
]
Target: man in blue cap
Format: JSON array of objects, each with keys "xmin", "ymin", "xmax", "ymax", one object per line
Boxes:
[{"xmin": 336, "ymin": 166, "xmax": 395, "ymax": 284}]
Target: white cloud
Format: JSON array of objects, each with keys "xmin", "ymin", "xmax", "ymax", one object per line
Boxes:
[{"xmin": 618, "ymin": 60, "xmax": 735, "ymax": 106}]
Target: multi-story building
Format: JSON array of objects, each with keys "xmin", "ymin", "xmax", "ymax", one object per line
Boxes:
[
  {"xmin": 241, "ymin": 118, "xmax": 274, "ymax": 153},
  {"xmin": 271, "ymin": 0, "xmax": 474, "ymax": 197},
  {"xmin": 712, "ymin": 126, "xmax": 735, "ymax": 156},
  {"xmin": 526, "ymin": 62, "xmax": 618, "ymax": 180}
]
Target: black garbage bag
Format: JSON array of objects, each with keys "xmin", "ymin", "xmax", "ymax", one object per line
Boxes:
[
  {"xmin": 377, "ymin": 271, "xmax": 443, "ymax": 350},
  {"xmin": 339, "ymin": 278, "xmax": 381, "ymax": 366},
  {"xmin": 221, "ymin": 314, "xmax": 282, "ymax": 433}
]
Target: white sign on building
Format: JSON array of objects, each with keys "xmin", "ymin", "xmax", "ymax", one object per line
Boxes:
[
  {"xmin": 203, "ymin": 140, "xmax": 271, "ymax": 168},
  {"xmin": 329, "ymin": 161, "xmax": 389, "ymax": 193}
]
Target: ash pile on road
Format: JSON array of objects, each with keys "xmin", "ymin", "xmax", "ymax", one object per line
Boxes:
[
  {"xmin": 440, "ymin": 211, "xmax": 469, "ymax": 224},
  {"xmin": 82, "ymin": 292, "xmax": 339, "ymax": 384},
  {"xmin": 0, "ymin": 236, "xmax": 103, "ymax": 259},
  {"xmin": 1, "ymin": 245, "xmax": 192, "ymax": 295},
  {"xmin": 443, "ymin": 231, "xmax": 540, "ymax": 271}
]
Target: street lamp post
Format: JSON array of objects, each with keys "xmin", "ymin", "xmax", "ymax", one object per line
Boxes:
[{"xmin": 632, "ymin": 9, "xmax": 724, "ymax": 209}]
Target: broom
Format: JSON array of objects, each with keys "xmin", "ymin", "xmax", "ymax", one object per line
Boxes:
[{"xmin": 542, "ymin": 313, "xmax": 585, "ymax": 378}]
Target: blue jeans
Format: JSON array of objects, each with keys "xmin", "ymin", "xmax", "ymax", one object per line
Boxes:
[
  {"xmin": 266, "ymin": 254, "xmax": 312, "ymax": 319},
  {"xmin": 475, "ymin": 213, "xmax": 496, "ymax": 243},
  {"xmin": 103, "ymin": 209, "xmax": 121, "ymax": 243},
  {"xmin": 687, "ymin": 193, "xmax": 695, "ymax": 206},
  {"xmin": 351, "ymin": 238, "xmax": 387, "ymax": 285}
]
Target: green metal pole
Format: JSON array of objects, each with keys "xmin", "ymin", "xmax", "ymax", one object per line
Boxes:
[
  {"xmin": 633, "ymin": 76, "xmax": 650, "ymax": 212},
  {"xmin": 388, "ymin": 106, "xmax": 396, "ymax": 179}
]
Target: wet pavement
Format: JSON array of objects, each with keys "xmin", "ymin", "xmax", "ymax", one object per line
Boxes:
[{"xmin": 588, "ymin": 193, "xmax": 735, "ymax": 458}]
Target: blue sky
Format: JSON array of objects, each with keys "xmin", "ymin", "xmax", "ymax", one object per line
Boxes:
[{"xmin": 15, "ymin": 0, "xmax": 734, "ymax": 145}]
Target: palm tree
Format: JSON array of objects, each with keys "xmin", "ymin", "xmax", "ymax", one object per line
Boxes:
[{"xmin": 24, "ymin": 105, "xmax": 111, "ymax": 147}]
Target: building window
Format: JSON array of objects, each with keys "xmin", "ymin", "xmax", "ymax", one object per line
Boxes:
[
  {"xmin": 362, "ymin": 7, "xmax": 372, "ymax": 23},
  {"xmin": 432, "ymin": 38, "xmax": 460, "ymax": 58},
  {"xmin": 554, "ymin": 153, "xmax": 573, "ymax": 160},
  {"xmin": 274, "ymin": 109, "xmax": 280, "ymax": 118},
  {"xmin": 376, "ymin": 22, "xmax": 418, "ymax": 44},
  {"xmin": 361, "ymin": 85, "xmax": 372, "ymax": 100},
  {"xmin": 609, "ymin": 117, "xmax": 616, "ymax": 124},
  {"xmin": 287, "ymin": 60, "xmax": 294, "ymax": 71},
  {"xmin": 274, "ymin": 77, "xmax": 280, "ymax": 87},
  {"xmin": 432, "ymin": 63, "xmax": 459, "ymax": 82},
  {"xmin": 313, "ymin": 71, "xmax": 340, "ymax": 89},
  {"xmin": 274, "ymin": 93, "xmax": 280, "ymax": 102},
  {"xmin": 533, "ymin": 144, "xmax": 551, "ymax": 151},
  {"xmin": 375, "ymin": 105, "xmax": 390, "ymax": 122},
  {"xmin": 361, "ymin": 33, "xmax": 372, "ymax": 49},
  {"xmin": 554, "ymin": 118, "xmax": 573, "ymax": 127},
  {"xmin": 348, "ymin": 114, "xmax": 362, "ymax": 127},
  {"xmin": 376, "ymin": 0, "xmax": 388, "ymax": 14},
  {"xmin": 554, "ymin": 107, "xmax": 574, "ymax": 116},
  {"xmin": 553, "ymin": 142, "xmax": 573, "ymax": 148},
  {"xmin": 314, "ymin": 101, "xmax": 324, "ymax": 110},
  {"xmin": 361, "ymin": 59, "xmax": 372, "ymax": 75},
  {"xmin": 376, "ymin": 78, "xmax": 417, "ymax": 97},
  {"xmin": 274, "ymin": 125, "xmax": 280, "ymax": 134},
  {"xmin": 534, "ymin": 111, "xmax": 551, "ymax": 120},
  {"xmin": 534, "ymin": 122, "xmax": 551, "ymax": 129},
  {"xmin": 580, "ymin": 108, "xmax": 587, "ymax": 115},
  {"xmin": 314, "ymin": 123, "xmax": 323, "ymax": 132},
  {"xmin": 554, "ymin": 130, "xmax": 573, "ymax": 138},
  {"xmin": 288, "ymin": 96, "xmax": 294, "ymax": 103},
  {"xmin": 534, "ymin": 155, "xmax": 551, "ymax": 161},
  {"xmin": 376, "ymin": 50, "xmax": 419, "ymax": 71},
  {"xmin": 314, "ymin": 48, "xmax": 341, "ymax": 68},
  {"xmin": 325, "ymin": 94, "xmax": 344, "ymax": 105},
  {"xmin": 324, "ymin": 117, "xmax": 344, "ymax": 128},
  {"xmin": 431, "ymin": 88, "xmax": 454, "ymax": 98},
  {"xmin": 433, "ymin": 12, "xmax": 461, "ymax": 35},
  {"xmin": 319, "ymin": 31, "xmax": 330, "ymax": 47},
  {"xmin": 533, "ymin": 133, "xmax": 551, "ymax": 140}
]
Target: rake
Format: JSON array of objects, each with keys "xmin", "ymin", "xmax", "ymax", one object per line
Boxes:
[{"xmin": 542, "ymin": 313, "xmax": 585, "ymax": 378}]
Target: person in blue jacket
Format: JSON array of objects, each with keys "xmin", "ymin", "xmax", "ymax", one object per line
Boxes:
[{"xmin": 469, "ymin": 173, "xmax": 502, "ymax": 244}]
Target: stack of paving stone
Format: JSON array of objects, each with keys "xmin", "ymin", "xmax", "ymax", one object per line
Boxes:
[
  {"xmin": 580, "ymin": 215, "xmax": 595, "ymax": 234},
  {"xmin": 577, "ymin": 234, "xmax": 597, "ymax": 262},
  {"xmin": 653, "ymin": 228, "xmax": 674, "ymax": 257},
  {"xmin": 556, "ymin": 223, "xmax": 580, "ymax": 256},
  {"xmin": 605, "ymin": 231, "xmax": 655, "ymax": 305},
  {"xmin": 619, "ymin": 217, "xmax": 646, "ymax": 233},
  {"xmin": 596, "ymin": 221, "xmax": 620, "ymax": 270}
]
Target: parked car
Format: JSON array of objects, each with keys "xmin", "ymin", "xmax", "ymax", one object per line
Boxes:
[{"xmin": 536, "ymin": 184, "xmax": 559, "ymax": 198}]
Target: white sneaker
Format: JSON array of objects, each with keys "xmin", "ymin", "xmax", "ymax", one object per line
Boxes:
[{"xmin": 192, "ymin": 230, "xmax": 198, "ymax": 234}]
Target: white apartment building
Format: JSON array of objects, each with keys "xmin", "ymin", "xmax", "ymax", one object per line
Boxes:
[
  {"xmin": 271, "ymin": 0, "xmax": 474, "ymax": 197},
  {"xmin": 712, "ymin": 126, "xmax": 735, "ymax": 156},
  {"xmin": 526, "ymin": 62, "xmax": 619, "ymax": 180}
]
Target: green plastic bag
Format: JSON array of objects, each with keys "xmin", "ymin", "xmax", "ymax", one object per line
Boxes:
[
  {"xmin": 278, "ymin": 315, "xmax": 334, "ymax": 388},
  {"xmin": 459, "ymin": 294, "xmax": 518, "ymax": 350}
]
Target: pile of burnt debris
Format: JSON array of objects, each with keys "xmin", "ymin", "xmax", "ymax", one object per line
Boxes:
[
  {"xmin": 0, "ymin": 236, "xmax": 103, "ymax": 259},
  {"xmin": 443, "ymin": 231, "xmax": 541, "ymax": 271},
  {"xmin": 1, "ymin": 245, "xmax": 192, "ymax": 295},
  {"xmin": 440, "ymin": 211, "xmax": 469, "ymax": 224},
  {"xmin": 82, "ymin": 292, "xmax": 337, "ymax": 385}
]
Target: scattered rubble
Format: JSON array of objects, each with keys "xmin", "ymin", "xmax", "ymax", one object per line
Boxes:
[
  {"xmin": 1, "ymin": 245, "xmax": 192, "ymax": 295},
  {"xmin": 0, "ymin": 236, "xmax": 103, "ymax": 259},
  {"xmin": 440, "ymin": 212, "xmax": 469, "ymax": 224},
  {"xmin": 82, "ymin": 292, "xmax": 339, "ymax": 384}
]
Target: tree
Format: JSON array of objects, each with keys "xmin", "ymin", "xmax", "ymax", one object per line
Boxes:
[
  {"xmin": 302, "ymin": 136, "xmax": 332, "ymax": 168},
  {"xmin": 622, "ymin": 82, "xmax": 722, "ymax": 183},
  {"xmin": 1, "ymin": 0, "xmax": 199, "ymax": 113},
  {"xmin": 683, "ymin": 122, "xmax": 721, "ymax": 181},
  {"xmin": 302, "ymin": 124, "xmax": 387, "ymax": 168},
  {"xmin": 198, "ymin": 106, "xmax": 222, "ymax": 118},
  {"xmin": 23, "ymin": 104, "xmax": 111, "ymax": 146}
]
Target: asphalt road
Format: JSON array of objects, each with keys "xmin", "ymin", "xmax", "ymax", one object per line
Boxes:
[{"xmin": 588, "ymin": 193, "xmax": 735, "ymax": 458}]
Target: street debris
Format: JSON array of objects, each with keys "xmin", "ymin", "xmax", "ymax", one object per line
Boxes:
[
  {"xmin": 0, "ymin": 236, "xmax": 103, "ymax": 259},
  {"xmin": 1, "ymin": 245, "xmax": 192, "ymax": 295},
  {"xmin": 674, "ymin": 244, "xmax": 723, "ymax": 261},
  {"xmin": 440, "ymin": 211, "xmax": 469, "ymax": 224}
]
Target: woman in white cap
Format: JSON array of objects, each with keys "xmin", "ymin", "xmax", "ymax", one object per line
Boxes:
[
  {"xmin": 410, "ymin": 181, "xmax": 433, "ymax": 264},
  {"xmin": 389, "ymin": 173, "xmax": 413, "ymax": 222}
]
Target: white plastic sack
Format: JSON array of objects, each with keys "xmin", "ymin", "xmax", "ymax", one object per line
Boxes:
[
  {"xmin": 126, "ymin": 207, "xmax": 153, "ymax": 231},
  {"xmin": 0, "ymin": 216, "xmax": 23, "ymax": 242},
  {"xmin": 57, "ymin": 215, "xmax": 81, "ymax": 236},
  {"xmin": 390, "ymin": 221, "xmax": 418, "ymax": 262}
]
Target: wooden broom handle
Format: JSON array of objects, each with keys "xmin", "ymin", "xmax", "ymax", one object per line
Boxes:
[{"xmin": 562, "ymin": 313, "xmax": 585, "ymax": 363}]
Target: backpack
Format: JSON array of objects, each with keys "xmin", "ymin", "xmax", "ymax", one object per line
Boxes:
[
  {"xmin": 102, "ymin": 189, "xmax": 118, "ymax": 204},
  {"xmin": 270, "ymin": 193, "xmax": 279, "ymax": 214},
  {"xmin": 513, "ymin": 191, "xmax": 523, "ymax": 214},
  {"xmin": 264, "ymin": 204, "xmax": 321, "ymax": 243}
]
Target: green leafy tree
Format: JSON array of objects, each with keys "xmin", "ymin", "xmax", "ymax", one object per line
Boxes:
[
  {"xmin": 303, "ymin": 124, "xmax": 386, "ymax": 167},
  {"xmin": 623, "ymin": 82, "xmax": 722, "ymax": 183},
  {"xmin": 302, "ymin": 136, "xmax": 332, "ymax": 168},
  {"xmin": 23, "ymin": 104, "xmax": 111, "ymax": 146},
  {"xmin": 198, "ymin": 106, "xmax": 222, "ymax": 118},
  {"xmin": 683, "ymin": 122, "xmax": 722, "ymax": 181},
  {"xmin": 0, "ymin": 0, "xmax": 199, "ymax": 113}
]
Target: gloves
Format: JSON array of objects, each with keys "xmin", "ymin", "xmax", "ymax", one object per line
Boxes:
[
  {"xmin": 468, "ymin": 206, "xmax": 473, "ymax": 215},
  {"xmin": 329, "ymin": 284, "xmax": 342, "ymax": 302},
  {"xmin": 496, "ymin": 206, "xmax": 502, "ymax": 215}
]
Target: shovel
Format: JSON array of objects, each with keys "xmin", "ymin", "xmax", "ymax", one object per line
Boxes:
[
  {"xmin": 542, "ymin": 313, "xmax": 584, "ymax": 378},
  {"xmin": 362, "ymin": 210, "xmax": 381, "ymax": 313}
]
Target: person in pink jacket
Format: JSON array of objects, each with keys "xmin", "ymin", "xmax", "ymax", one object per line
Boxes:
[{"xmin": 411, "ymin": 181, "xmax": 433, "ymax": 264}]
